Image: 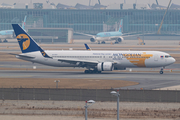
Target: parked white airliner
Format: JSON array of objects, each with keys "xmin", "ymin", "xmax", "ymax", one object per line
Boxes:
[{"xmin": 12, "ymin": 24, "xmax": 176, "ymax": 74}]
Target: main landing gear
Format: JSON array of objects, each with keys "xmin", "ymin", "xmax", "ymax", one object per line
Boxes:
[
  {"xmin": 84, "ymin": 69, "xmax": 101, "ymax": 74},
  {"xmin": 101, "ymin": 41, "xmax": 105, "ymax": 44},
  {"xmin": 98, "ymin": 41, "xmax": 106, "ymax": 44},
  {"xmin": 159, "ymin": 67, "xmax": 164, "ymax": 74},
  {"xmin": 114, "ymin": 41, "xmax": 119, "ymax": 44}
]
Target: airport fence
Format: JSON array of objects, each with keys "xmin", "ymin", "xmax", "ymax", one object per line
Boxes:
[{"xmin": 0, "ymin": 88, "xmax": 180, "ymax": 103}]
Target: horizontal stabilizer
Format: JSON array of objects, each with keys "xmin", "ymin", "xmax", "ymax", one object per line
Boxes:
[{"xmin": 16, "ymin": 54, "xmax": 35, "ymax": 59}]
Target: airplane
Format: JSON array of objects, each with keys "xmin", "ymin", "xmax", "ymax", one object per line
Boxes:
[
  {"xmin": 0, "ymin": 16, "xmax": 27, "ymax": 41},
  {"xmin": 12, "ymin": 24, "xmax": 176, "ymax": 74},
  {"xmin": 84, "ymin": 43, "xmax": 91, "ymax": 50},
  {"xmin": 76, "ymin": 19, "xmax": 126, "ymax": 44}
]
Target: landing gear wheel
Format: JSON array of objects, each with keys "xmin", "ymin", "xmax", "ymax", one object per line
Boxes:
[
  {"xmin": 92, "ymin": 70, "xmax": 100, "ymax": 73},
  {"xmin": 101, "ymin": 41, "xmax": 105, "ymax": 44},
  {"xmin": 159, "ymin": 71, "xmax": 163, "ymax": 74},
  {"xmin": 89, "ymin": 70, "xmax": 93, "ymax": 73},
  {"xmin": 115, "ymin": 41, "xmax": 119, "ymax": 44},
  {"xmin": 3, "ymin": 39, "xmax": 8, "ymax": 43},
  {"xmin": 84, "ymin": 70, "xmax": 101, "ymax": 74},
  {"xmin": 159, "ymin": 67, "xmax": 164, "ymax": 74},
  {"xmin": 84, "ymin": 70, "xmax": 89, "ymax": 73}
]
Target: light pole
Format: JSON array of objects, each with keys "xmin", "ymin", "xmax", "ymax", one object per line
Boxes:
[
  {"xmin": 111, "ymin": 90, "xmax": 120, "ymax": 120},
  {"xmin": 84, "ymin": 100, "xmax": 95, "ymax": 120},
  {"xmin": 141, "ymin": 7, "xmax": 146, "ymax": 44},
  {"xmin": 143, "ymin": 8, "xmax": 144, "ymax": 44},
  {"xmin": 54, "ymin": 80, "xmax": 60, "ymax": 88}
]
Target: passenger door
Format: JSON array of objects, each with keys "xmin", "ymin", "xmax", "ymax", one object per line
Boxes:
[{"xmin": 154, "ymin": 54, "xmax": 158, "ymax": 61}]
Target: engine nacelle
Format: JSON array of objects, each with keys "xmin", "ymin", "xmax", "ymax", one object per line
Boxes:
[
  {"xmin": 97, "ymin": 62, "xmax": 114, "ymax": 71},
  {"xmin": 117, "ymin": 36, "xmax": 124, "ymax": 42},
  {"xmin": 90, "ymin": 38, "xmax": 95, "ymax": 42}
]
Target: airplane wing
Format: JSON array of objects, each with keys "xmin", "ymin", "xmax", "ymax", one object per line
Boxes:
[
  {"xmin": 122, "ymin": 32, "xmax": 158, "ymax": 37},
  {"xmin": 57, "ymin": 58, "xmax": 118, "ymax": 67},
  {"xmin": 74, "ymin": 32, "xmax": 95, "ymax": 37},
  {"xmin": 122, "ymin": 33, "xmax": 145, "ymax": 37},
  {"xmin": 57, "ymin": 58, "xmax": 98, "ymax": 66}
]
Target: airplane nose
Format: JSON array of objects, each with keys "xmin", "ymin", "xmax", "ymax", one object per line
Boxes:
[{"xmin": 171, "ymin": 57, "xmax": 176, "ymax": 63}]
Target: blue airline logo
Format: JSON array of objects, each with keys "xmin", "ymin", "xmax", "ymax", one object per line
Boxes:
[
  {"xmin": 41, "ymin": 51, "xmax": 46, "ymax": 56},
  {"xmin": 17, "ymin": 34, "xmax": 30, "ymax": 50}
]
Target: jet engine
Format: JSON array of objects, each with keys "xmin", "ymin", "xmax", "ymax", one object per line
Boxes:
[
  {"xmin": 90, "ymin": 38, "xmax": 95, "ymax": 42},
  {"xmin": 97, "ymin": 62, "xmax": 114, "ymax": 71},
  {"xmin": 117, "ymin": 36, "xmax": 124, "ymax": 42}
]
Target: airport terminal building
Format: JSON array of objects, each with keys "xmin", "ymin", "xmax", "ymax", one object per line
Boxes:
[{"xmin": 1, "ymin": 3, "xmax": 180, "ymax": 35}]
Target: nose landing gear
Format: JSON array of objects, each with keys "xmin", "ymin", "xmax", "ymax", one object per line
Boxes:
[{"xmin": 159, "ymin": 67, "xmax": 164, "ymax": 74}]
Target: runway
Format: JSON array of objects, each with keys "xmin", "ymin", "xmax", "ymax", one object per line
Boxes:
[
  {"xmin": 0, "ymin": 39, "xmax": 180, "ymax": 90},
  {"xmin": 0, "ymin": 61, "xmax": 180, "ymax": 90}
]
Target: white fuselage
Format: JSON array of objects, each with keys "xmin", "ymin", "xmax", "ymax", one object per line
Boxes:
[
  {"xmin": 94, "ymin": 31, "xmax": 123, "ymax": 42},
  {"xmin": 17, "ymin": 50, "xmax": 175, "ymax": 69},
  {"xmin": 0, "ymin": 30, "xmax": 14, "ymax": 39}
]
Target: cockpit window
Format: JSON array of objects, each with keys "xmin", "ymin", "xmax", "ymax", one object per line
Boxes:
[{"xmin": 165, "ymin": 55, "xmax": 171, "ymax": 58}]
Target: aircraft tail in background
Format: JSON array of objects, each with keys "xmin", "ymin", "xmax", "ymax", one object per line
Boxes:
[
  {"xmin": 22, "ymin": 15, "xmax": 27, "ymax": 30},
  {"xmin": 84, "ymin": 43, "xmax": 91, "ymax": 50},
  {"xmin": 118, "ymin": 19, "xmax": 123, "ymax": 33}
]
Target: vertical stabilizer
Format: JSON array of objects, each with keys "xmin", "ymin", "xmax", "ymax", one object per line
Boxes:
[
  {"xmin": 118, "ymin": 19, "xmax": 123, "ymax": 32},
  {"xmin": 12, "ymin": 24, "xmax": 39, "ymax": 53},
  {"xmin": 84, "ymin": 43, "xmax": 91, "ymax": 50},
  {"xmin": 22, "ymin": 16, "xmax": 27, "ymax": 30}
]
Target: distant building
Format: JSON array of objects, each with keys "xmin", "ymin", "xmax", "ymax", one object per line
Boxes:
[
  {"xmin": 1, "ymin": 3, "xmax": 180, "ymax": 35},
  {"xmin": 56, "ymin": 3, "xmax": 106, "ymax": 9},
  {"xmin": 12, "ymin": 2, "xmax": 55, "ymax": 9},
  {"xmin": 75, "ymin": 3, "xmax": 93, "ymax": 9},
  {"xmin": 56, "ymin": 3, "xmax": 74, "ymax": 9},
  {"xmin": 170, "ymin": 3, "xmax": 180, "ymax": 9},
  {"xmin": 0, "ymin": 3, "xmax": 12, "ymax": 8},
  {"xmin": 151, "ymin": 3, "xmax": 166, "ymax": 9},
  {"xmin": 93, "ymin": 4, "xmax": 106, "ymax": 9},
  {"xmin": 107, "ymin": 3, "xmax": 150, "ymax": 9}
]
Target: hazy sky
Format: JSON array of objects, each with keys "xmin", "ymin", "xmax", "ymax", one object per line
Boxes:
[{"xmin": 0, "ymin": 0, "xmax": 180, "ymax": 6}]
